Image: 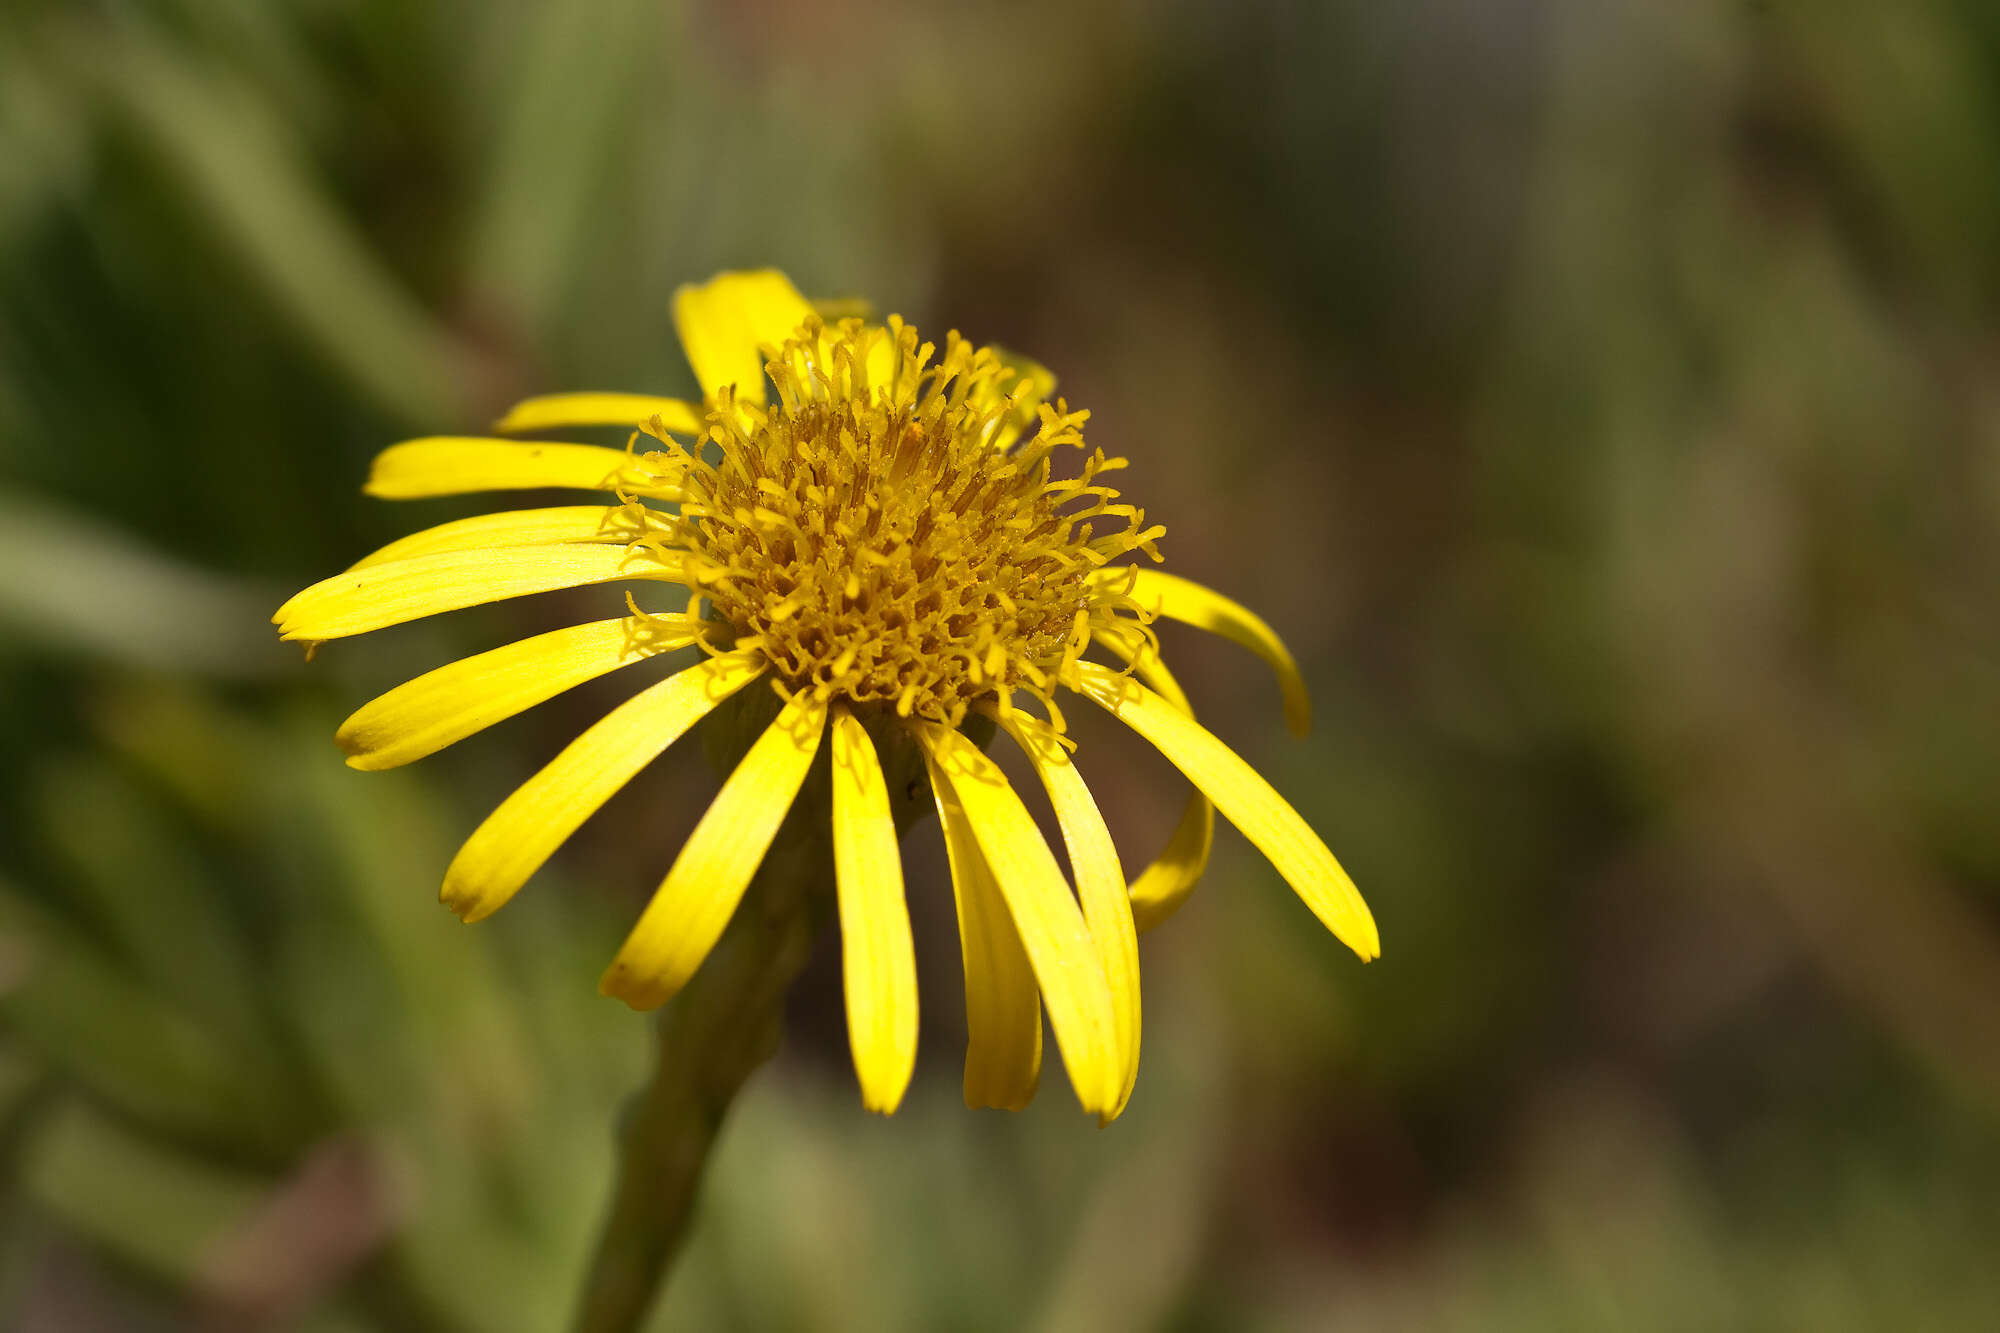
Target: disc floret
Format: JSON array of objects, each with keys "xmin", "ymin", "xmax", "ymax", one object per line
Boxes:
[{"xmin": 650, "ymin": 316, "xmax": 1163, "ymax": 728}]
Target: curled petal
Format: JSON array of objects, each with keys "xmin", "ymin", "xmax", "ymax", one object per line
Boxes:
[
  {"xmin": 1107, "ymin": 568, "xmax": 1311, "ymax": 736},
  {"xmin": 1093, "ymin": 631, "xmax": 1214, "ymax": 931}
]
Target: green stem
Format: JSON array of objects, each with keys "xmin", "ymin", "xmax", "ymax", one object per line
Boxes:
[{"xmin": 567, "ymin": 829, "xmax": 822, "ymax": 1333}]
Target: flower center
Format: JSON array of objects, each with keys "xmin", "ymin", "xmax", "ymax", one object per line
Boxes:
[{"xmin": 649, "ymin": 317, "xmax": 1162, "ymax": 727}]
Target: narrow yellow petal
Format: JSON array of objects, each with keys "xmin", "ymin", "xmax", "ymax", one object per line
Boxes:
[
  {"xmin": 337, "ymin": 614, "xmax": 706, "ymax": 771},
  {"xmin": 830, "ymin": 708, "xmax": 918, "ymax": 1114},
  {"xmin": 348, "ymin": 505, "xmax": 667, "ymax": 570},
  {"xmin": 1111, "ymin": 568, "xmax": 1312, "ymax": 735},
  {"xmin": 927, "ymin": 742, "xmax": 1042, "ymax": 1111},
  {"xmin": 672, "ymin": 270, "xmax": 815, "ymax": 404},
  {"xmin": 601, "ymin": 689, "xmax": 829, "ymax": 1009},
  {"xmin": 917, "ymin": 722, "xmax": 1122, "ymax": 1118},
  {"xmin": 1073, "ymin": 661, "xmax": 1378, "ymax": 961},
  {"xmin": 364, "ymin": 438, "xmax": 677, "ymax": 499},
  {"xmin": 1094, "ymin": 631, "xmax": 1214, "ymax": 932},
  {"xmin": 996, "ymin": 711, "xmax": 1142, "ymax": 1120},
  {"xmin": 1128, "ymin": 792, "xmax": 1215, "ymax": 934},
  {"xmin": 493, "ymin": 392, "xmax": 703, "ymax": 437},
  {"xmin": 275, "ymin": 543, "xmax": 682, "ymax": 641},
  {"xmin": 441, "ymin": 654, "xmax": 763, "ymax": 922}
]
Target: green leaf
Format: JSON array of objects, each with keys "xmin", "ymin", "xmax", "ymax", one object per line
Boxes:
[{"xmin": 96, "ymin": 31, "xmax": 459, "ymax": 425}]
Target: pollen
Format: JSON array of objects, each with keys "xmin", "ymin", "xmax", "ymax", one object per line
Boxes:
[{"xmin": 644, "ymin": 316, "xmax": 1164, "ymax": 728}]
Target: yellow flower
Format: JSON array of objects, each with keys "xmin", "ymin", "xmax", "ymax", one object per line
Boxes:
[{"xmin": 276, "ymin": 270, "xmax": 1377, "ymax": 1121}]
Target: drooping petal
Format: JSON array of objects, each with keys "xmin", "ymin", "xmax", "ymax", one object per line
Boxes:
[
  {"xmin": 601, "ymin": 689, "xmax": 829, "ymax": 1010},
  {"xmin": 1072, "ymin": 661, "xmax": 1378, "ymax": 961},
  {"xmin": 996, "ymin": 710, "xmax": 1142, "ymax": 1119},
  {"xmin": 1110, "ymin": 568, "xmax": 1312, "ymax": 736},
  {"xmin": 364, "ymin": 438, "xmax": 669, "ymax": 499},
  {"xmin": 441, "ymin": 653, "xmax": 764, "ymax": 922},
  {"xmin": 337, "ymin": 614, "xmax": 706, "ymax": 770},
  {"xmin": 1094, "ymin": 631, "xmax": 1215, "ymax": 931},
  {"xmin": 348, "ymin": 505, "xmax": 667, "ymax": 570},
  {"xmin": 494, "ymin": 393, "xmax": 703, "ymax": 437},
  {"xmin": 927, "ymin": 742, "xmax": 1042, "ymax": 1111},
  {"xmin": 830, "ymin": 708, "xmax": 918, "ymax": 1114},
  {"xmin": 274, "ymin": 543, "xmax": 683, "ymax": 641},
  {"xmin": 1128, "ymin": 792, "xmax": 1215, "ymax": 934},
  {"xmin": 672, "ymin": 270, "xmax": 816, "ymax": 405},
  {"xmin": 917, "ymin": 722, "xmax": 1122, "ymax": 1118}
]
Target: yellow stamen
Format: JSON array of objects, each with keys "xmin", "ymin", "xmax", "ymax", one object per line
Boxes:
[{"xmin": 670, "ymin": 316, "xmax": 1160, "ymax": 729}]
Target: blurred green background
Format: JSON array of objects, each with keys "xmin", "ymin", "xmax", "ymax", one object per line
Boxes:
[{"xmin": 4, "ymin": 1, "xmax": 1999, "ymax": 1329}]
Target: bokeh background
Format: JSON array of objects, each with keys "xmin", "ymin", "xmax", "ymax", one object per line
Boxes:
[{"xmin": 4, "ymin": 1, "xmax": 1999, "ymax": 1329}]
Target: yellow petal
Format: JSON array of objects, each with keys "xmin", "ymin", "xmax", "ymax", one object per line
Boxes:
[
  {"xmin": 1073, "ymin": 662, "xmax": 1378, "ymax": 961},
  {"xmin": 1128, "ymin": 791, "xmax": 1214, "ymax": 935},
  {"xmin": 995, "ymin": 710, "xmax": 1142, "ymax": 1120},
  {"xmin": 337, "ymin": 614, "xmax": 706, "ymax": 771},
  {"xmin": 441, "ymin": 653, "xmax": 763, "ymax": 922},
  {"xmin": 364, "ymin": 438, "xmax": 676, "ymax": 499},
  {"xmin": 927, "ymin": 740, "xmax": 1042, "ymax": 1111},
  {"xmin": 348, "ymin": 505, "xmax": 667, "ymax": 570},
  {"xmin": 275, "ymin": 543, "xmax": 682, "ymax": 641},
  {"xmin": 1094, "ymin": 631, "xmax": 1214, "ymax": 932},
  {"xmin": 493, "ymin": 392, "xmax": 703, "ymax": 437},
  {"xmin": 1110, "ymin": 569, "xmax": 1311, "ymax": 736},
  {"xmin": 601, "ymin": 688, "xmax": 829, "ymax": 1009},
  {"xmin": 672, "ymin": 270, "xmax": 816, "ymax": 405},
  {"xmin": 918, "ymin": 722, "xmax": 1122, "ymax": 1118},
  {"xmin": 830, "ymin": 708, "xmax": 919, "ymax": 1114}
]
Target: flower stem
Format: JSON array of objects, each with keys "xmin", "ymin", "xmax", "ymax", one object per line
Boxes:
[{"xmin": 568, "ymin": 826, "xmax": 823, "ymax": 1333}]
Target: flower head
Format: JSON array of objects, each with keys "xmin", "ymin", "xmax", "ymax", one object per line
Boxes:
[{"xmin": 276, "ymin": 270, "xmax": 1377, "ymax": 1121}]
